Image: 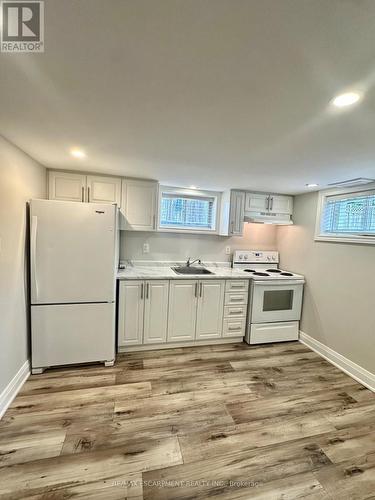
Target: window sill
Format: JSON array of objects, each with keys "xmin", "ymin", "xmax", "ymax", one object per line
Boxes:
[
  {"xmin": 158, "ymin": 227, "xmax": 219, "ymax": 236},
  {"xmin": 315, "ymin": 234, "xmax": 375, "ymax": 245}
]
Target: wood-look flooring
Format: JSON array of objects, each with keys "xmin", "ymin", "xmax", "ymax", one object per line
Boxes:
[{"xmin": 1, "ymin": 342, "xmax": 374, "ymax": 499}]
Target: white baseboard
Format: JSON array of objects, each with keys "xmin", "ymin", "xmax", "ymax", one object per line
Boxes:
[
  {"xmin": 0, "ymin": 360, "xmax": 30, "ymax": 419},
  {"xmin": 299, "ymin": 331, "xmax": 375, "ymax": 393},
  {"xmin": 119, "ymin": 337, "xmax": 244, "ymax": 353}
]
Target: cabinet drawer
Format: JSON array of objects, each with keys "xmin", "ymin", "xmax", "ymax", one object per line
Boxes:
[
  {"xmin": 224, "ymin": 292, "xmax": 248, "ymax": 306},
  {"xmin": 223, "ymin": 318, "xmax": 246, "ymax": 337},
  {"xmin": 225, "ymin": 280, "xmax": 249, "ymax": 292},
  {"xmin": 224, "ymin": 305, "xmax": 247, "ymax": 318}
]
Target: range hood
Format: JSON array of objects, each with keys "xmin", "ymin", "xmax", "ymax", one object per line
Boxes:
[{"xmin": 244, "ymin": 212, "xmax": 293, "ymax": 225}]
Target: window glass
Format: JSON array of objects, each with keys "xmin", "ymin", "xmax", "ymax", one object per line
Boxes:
[{"xmin": 160, "ymin": 191, "xmax": 217, "ymax": 231}]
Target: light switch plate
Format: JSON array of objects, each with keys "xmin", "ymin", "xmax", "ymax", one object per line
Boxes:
[
  {"xmin": 225, "ymin": 246, "xmax": 231, "ymax": 255},
  {"xmin": 143, "ymin": 243, "xmax": 150, "ymax": 254}
]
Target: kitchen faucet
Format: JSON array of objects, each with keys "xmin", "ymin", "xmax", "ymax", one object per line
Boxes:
[{"xmin": 186, "ymin": 257, "xmax": 202, "ymax": 267}]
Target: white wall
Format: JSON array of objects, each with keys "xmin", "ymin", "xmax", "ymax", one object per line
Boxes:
[
  {"xmin": 121, "ymin": 222, "xmax": 277, "ymax": 262},
  {"xmin": 278, "ymin": 191, "xmax": 375, "ymax": 373},
  {"xmin": 0, "ymin": 136, "xmax": 46, "ymax": 395}
]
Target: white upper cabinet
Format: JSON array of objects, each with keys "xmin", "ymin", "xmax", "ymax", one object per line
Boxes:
[
  {"xmin": 219, "ymin": 190, "xmax": 245, "ymax": 236},
  {"xmin": 121, "ymin": 179, "xmax": 158, "ymax": 231},
  {"xmin": 245, "ymin": 193, "xmax": 269, "ymax": 213},
  {"xmin": 245, "ymin": 192, "xmax": 293, "ymax": 215},
  {"xmin": 196, "ymin": 280, "xmax": 225, "ymax": 340},
  {"xmin": 48, "ymin": 171, "xmax": 86, "ymax": 202},
  {"xmin": 229, "ymin": 190, "xmax": 245, "ymax": 235},
  {"xmin": 48, "ymin": 171, "xmax": 121, "ymax": 206},
  {"xmin": 86, "ymin": 175, "xmax": 121, "ymax": 206},
  {"xmin": 268, "ymin": 195, "xmax": 293, "ymax": 215}
]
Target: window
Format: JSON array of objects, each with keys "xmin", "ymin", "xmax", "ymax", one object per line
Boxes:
[
  {"xmin": 159, "ymin": 187, "xmax": 218, "ymax": 232},
  {"xmin": 316, "ymin": 185, "xmax": 375, "ymax": 244}
]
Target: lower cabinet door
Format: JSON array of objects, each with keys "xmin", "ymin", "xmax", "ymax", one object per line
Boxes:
[
  {"xmin": 143, "ymin": 280, "xmax": 169, "ymax": 344},
  {"xmin": 196, "ymin": 280, "xmax": 225, "ymax": 339},
  {"xmin": 118, "ymin": 280, "xmax": 144, "ymax": 346},
  {"xmin": 168, "ymin": 280, "xmax": 197, "ymax": 342}
]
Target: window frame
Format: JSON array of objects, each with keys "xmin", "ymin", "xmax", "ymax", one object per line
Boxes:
[
  {"xmin": 158, "ymin": 186, "xmax": 220, "ymax": 234},
  {"xmin": 315, "ymin": 183, "xmax": 375, "ymax": 245}
]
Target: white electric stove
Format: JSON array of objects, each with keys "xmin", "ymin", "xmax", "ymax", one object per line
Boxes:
[{"xmin": 232, "ymin": 250, "xmax": 305, "ymax": 344}]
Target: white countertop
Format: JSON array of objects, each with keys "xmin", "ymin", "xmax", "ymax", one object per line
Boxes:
[{"xmin": 116, "ymin": 261, "xmax": 249, "ymax": 280}]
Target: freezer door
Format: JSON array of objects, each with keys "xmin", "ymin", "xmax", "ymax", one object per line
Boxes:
[
  {"xmin": 31, "ymin": 303, "xmax": 115, "ymax": 369},
  {"xmin": 30, "ymin": 199, "xmax": 117, "ymax": 304}
]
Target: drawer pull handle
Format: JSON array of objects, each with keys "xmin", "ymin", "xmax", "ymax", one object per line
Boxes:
[
  {"xmin": 230, "ymin": 297, "xmax": 243, "ymax": 301},
  {"xmin": 231, "ymin": 284, "xmax": 244, "ymax": 288},
  {"xmin": 228, "ymin": 325, "xmax": 241, "ymax": 331},
  {"xmin": 229, "ymin": 309, "xmax": 243, "ymax": 314}
]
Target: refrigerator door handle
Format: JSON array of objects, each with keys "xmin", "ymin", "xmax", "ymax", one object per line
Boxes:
[{"xmin": 31, "ymin": 215, "xmax": 39, "ymax": 300}]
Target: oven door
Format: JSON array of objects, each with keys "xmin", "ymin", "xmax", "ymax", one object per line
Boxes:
[{"xmin": 251, "ymin": 280, "xmax": 304, "ymax": 324}]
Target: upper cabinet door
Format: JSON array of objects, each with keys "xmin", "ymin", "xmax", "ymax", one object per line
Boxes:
[
  {"xmin": 121, "ymin": 180, "xmax": 158, "ymax": 231},
  {"xmin": 245, "ymin": 192, "xmax": 269, "ymax": 212},
  {"xmin": 143, "ymin": 280, "xmax": 169, "ymax": 344},
  {"xmin": 196, "ymin": 280, "xmax": 225, "ymax": 340},
  {"xmin": 229, "ymin": 190, "xmax": 245, "ymax": 235},
  {"xmin": 269, "ymin": 195, "xmax": 293, "ymax": 215},
  {"xmin": 167, "ymin": 281, "xmax": 197, "ymax": 342},
  {"xmin": 48, "ymin": 171, "xmax": 86, "ymax": 202},
  {"xmin": 86, "ymin": 175, "xmax": 122, "ymax": 207}
]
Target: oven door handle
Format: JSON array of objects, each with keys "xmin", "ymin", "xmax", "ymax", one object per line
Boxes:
[{"xmin": 254, "ymin": 280, "xmax": 305, "ymax": 286}]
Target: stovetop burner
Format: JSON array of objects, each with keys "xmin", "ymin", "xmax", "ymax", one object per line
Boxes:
[
  {"xmin": 252, "ymin": 272, "xmax": 270, "ymax": 276},
  {"xmin": 266, "ymin": 269, "xmax": 282, "ymax": 273},
  {"xmin": 243, "ymin": 269, "xmax": 256, "ymax": 273},
  {"xmin": 280, "ymin": 272, "xmax": 293, "ymax": 276}
]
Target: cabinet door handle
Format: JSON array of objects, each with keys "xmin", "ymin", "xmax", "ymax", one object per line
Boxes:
[
  {"xmin": 194, "ymin": 282, "xmax": 198, "ymax": 298},
  {"xmin": 140, "ymin": 283, "xmax": 144, "ymax": 299},
  {"xmin": 200, "ymin": 282, "xmax": 203, "ymax": 298},
  {"xmin": 87, "ymin": 186, "xmax": 90, "ymax": 203},
  {"xmin": 81, "ymin": 186, "xmax": 84, "ymax": 202},
  {"xmin": 146, "ymin": 283, "xmax": 149, "ymax": 299},
  {"xmin": 153, "ymin": 214, "xmax": 156, "ymax": 230},
  {"xmin": 270, "ymin": 197, "xmax": 274, "ymax": 211},
  {"xmin": 266, "ymin": 196, "xmax": 270, "ymax": 210}
]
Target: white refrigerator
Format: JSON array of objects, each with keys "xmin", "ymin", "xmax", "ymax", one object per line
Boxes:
[{"xmin": 30, "ymin": 199, "xmax": 118, "ymax": 374}]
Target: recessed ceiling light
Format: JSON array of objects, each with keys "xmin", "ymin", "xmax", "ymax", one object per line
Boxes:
[
  {"xmin": 305, "ymin": 183, "xmax": 319, "ymax": 188},
  {"xmin": 332, "ymin": 92, "xmax": 362, "ymax": 108},
  {"xmin": 70, "ymin": 148, "xmax": 86, "ymax": 159}
]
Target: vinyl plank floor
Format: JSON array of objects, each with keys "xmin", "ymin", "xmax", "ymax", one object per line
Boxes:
[{"xmin": 0, "ymin": 341, "xmax": 374, "ymax": 499}]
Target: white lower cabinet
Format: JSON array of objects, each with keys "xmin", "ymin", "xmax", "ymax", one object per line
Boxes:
[
  {"xmin": 167, "ymin": 281, "xmax": 197, "ymax": 342},
  {"xmin": 143, "ymin": 281, "xmax": 169, "ymax": 344},
  {"xmin": 118, "ymin": 281, "xmax": 144, "ymax": 346},
  {"xmin": 118, "ymin": 280, "xmax": 168, "ymax": 347},
  {"xmin": 118, "ymin": 278, "xmax": 247, "ymax": 348},
  {"xmin": 196, "ymin": 281, "xmax": 225, "ymax": 340}
]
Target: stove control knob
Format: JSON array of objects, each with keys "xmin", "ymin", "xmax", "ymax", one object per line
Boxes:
[
  {"xmin": 267, "ymin": 256, "xmax": 271, "ymax": 261},
  {"xmin": 272, "ymin": 256, "xmax": 276, "ymax": 261},
  {"xmin": 239, "ymin": 254, "xmax": 243, "ymax": 260},
  {"xmin": 244, "ymin": 255, "xmax": 248, "ymax": 260}
]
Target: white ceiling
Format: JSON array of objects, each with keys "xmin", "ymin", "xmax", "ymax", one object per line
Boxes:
[{"xmin": 1, "ymin": 0, "xmax": 375, "ymax": 194}]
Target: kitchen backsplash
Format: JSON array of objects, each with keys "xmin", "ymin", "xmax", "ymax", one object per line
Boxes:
[{"xmin": 120, "ymin": 223, "xmax": 277, "ymax": 262}]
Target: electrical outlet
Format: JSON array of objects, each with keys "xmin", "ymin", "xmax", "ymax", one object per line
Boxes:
[
  {"xmin": 225, "ymin": 246, "xmax": 231, "ymax": 255},
  {"xmin": 143, "ymin": 243, "xmax": 150, "ymax": 254}
]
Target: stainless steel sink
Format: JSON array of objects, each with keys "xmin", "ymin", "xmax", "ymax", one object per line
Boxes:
[{"xmin": 172, "ymin": 266, "xmax": 214, "ymax": 275}]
